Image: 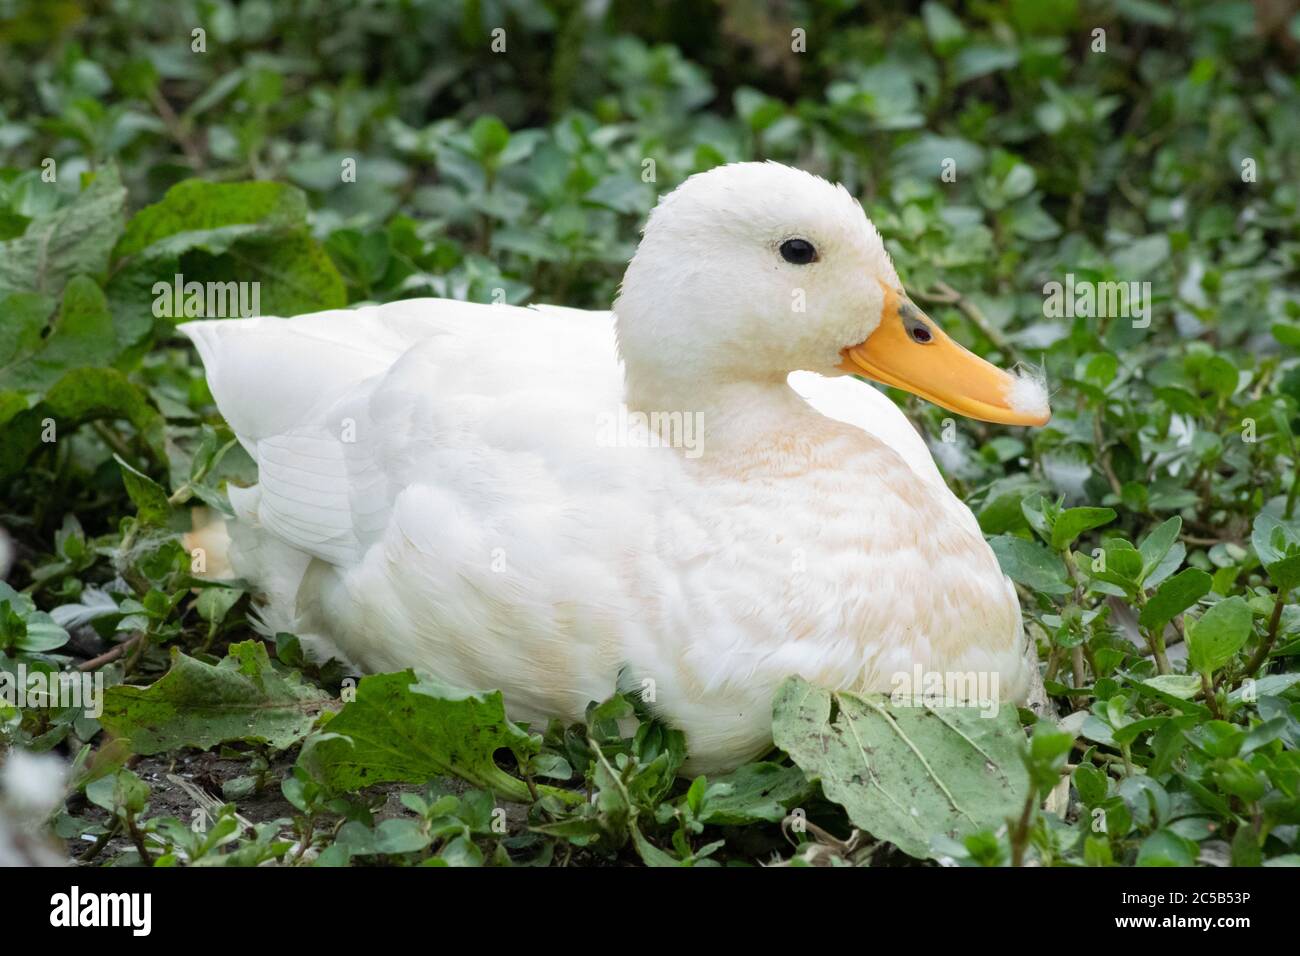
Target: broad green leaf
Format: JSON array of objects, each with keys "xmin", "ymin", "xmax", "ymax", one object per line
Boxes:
[
  {"xmin": 1144, "ymin": 540, "xmax": 1187, "ymax": 590},
  {"xmin": 115, "ymin": 179, "xmax": 312, "ymax": 260},
  {"xmin": 0, "ymin": 584, "xmax": 72, "ymax": 652},
  {"xmin": 1139, "ymin": 568, "xmax": 1212, "ymax": 632},
  {"xmin": 372, "ymin": 818, "xmax": 433, "ymax": 855},
  {"xmin": 1198, "ymin": 355, "xmax": 1239, "ymax": 399},
  {"xmin": 1138, "ymin": 517, "xmax": 1182, "ymax": 580},
  {"xmin": 0, "ymin": 167, "xmax": 126, "ymax": 298},
  {"xmin": 989, "ymin": 534, "xmax": 1072, "ymax": 594},
  {"xmin": 692, "ymin": 762, "xmax": 812, "ymax": 825},
  {"xmin": 112, "ymin": 178, "xmax": 345, "ymax": 318},
  {"xmin": 952, "ymin": 43, "xmax": 1019, "ymax": 84},
  {"xmin": 1228, "ymin": 672, "xmax": 1300, "ymax": 703},
  {"xmin": 0, "ymin": 366, "xmax": 165, "ymax": 479},
  {"xmin": 195, "ymin": 585, "xmax": 244, "ymax": 625},
  {"xmin": 1112, "ymin": 715, "xmax": 1169, "ymax": 746},
  {"xmin": 297, "ymin": 671, "xmax": 576, "ymax": 805},
  {"xmin": 1141, "ymin": 674, "xmax": 1203, "ymax": 700},
  {"xmin": 772, "ymin": 676, "xmax": 1030, "ymax": 860},
  {"xmin": 0, "ymin": 390, "xmax": 31, "ymax": 431},
  {"xmin": 1072, "ymin": 763, "xmax": 1108, "ymax": 805},
  {"xmin": 922, "ymin": 2, "xmax": 967, "ymax": 51},
  {"xmin": 1020, "ymin": 493, "xmax": 1052, "ymax": 542},
  {"xmin": 0, "ymin": 277, "xmax": 120, "ymax": 394},
  {"xmin": 1136, "ymin": 829, "xmax": 1198, "ymax": 866},
  {"xmin": 86, "ymin": 768, "xmax": 150, "ymax": 817},
  {"xmin": 114, "ymin": 454, "xmax": 171, "ymax": 526},
  {"xmin": 0, "ymin": 292, "xmax": 53, "ymax": 391},
  {"xmin": 177, "ymin": 234, "xmax": 346, "ymax": 317},
  {"xmin": 1051, "ymin": 506, "xmax": 1116, "ymax": 550},
  {"xmin": 468, "ymin": 116, "xmax": 510, "ymax": 160},
  {"xmin": 100, "ymin": 641, "xmax": 332, "ymax": 754},
  {"xmin": 630, "ymin": 820, "xmax": 684, "ymax": 867},
  {"xmin": 1186, "ymin": 597, "xmax": 1253, "ymax": 676},
  {"xmin": 1251, "ymin": 513, "xmax": 1300, "ymax": 592},
  {"xmin": 1092, "ymin": 538, "xmax": 1144, "ymax": 594},
  {"xmin": 16, "ymin": 610, "xmax": 71, "ymax": 652}
]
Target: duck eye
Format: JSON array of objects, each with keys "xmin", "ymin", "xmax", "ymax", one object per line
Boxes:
[{"xmin": 779, "ymin": 238, "xmax": 817, "ymax": 264}]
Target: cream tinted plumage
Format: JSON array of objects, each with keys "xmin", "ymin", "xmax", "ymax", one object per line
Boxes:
[{"xmin": 182, "ymin": 162, "xmax": 1049, "ymax": 773}]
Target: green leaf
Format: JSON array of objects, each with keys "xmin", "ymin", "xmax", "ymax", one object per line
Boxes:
[
  {"xmin": 0, "ymin": 167, "xmax": 126, "ymax": 298},
  {"xmin": 372, "ymin": 817, "xmax": 433, "ymax": 855},
  {"xmin": 771, "ymin": 676, "xmax": 1030, "ymax": 860},
  {"xmin": 175, "ymin": 234, "xmax": 346, "ymax": 318},
  {"xmin": 693, "ymin": 762, "xmax": 813, "ymax": 825},
  {"xmin": 0, "ymin": 366, "xmax": 166, "ymax": 479},
  {"xmin": 1251, "ymin": 513, "xmax": 1300, "ymax": 592},
  {"xmin": 0, "ymin": 277, "xmax": 120, "ymax": 394},
  {"xmin": 1136, "ymin": 828, "xmax": 1198, "ymax": 866},
  {"xmin": 1138, "ymin": 517, "xmax": 1183, "ymax": 581},
  {"xmin": 112, "ymin": 178, "xmax": 346, "ymax": 318},
  {"xmin": 100, "ymin": 641, "xmax": 332, "ymax": 754},
  {"xmin": 468, "ymin": 116, "xmax": 510, "ymax": 161},
  {"xmin": 951, "ymin": 44, "xmax": 1020, "ymax": 84},
  {"xmin": 297, "ymin": 671, "xmax": 576, "ymax": 805},
  {"xmin": 86, "ymin": 768, "xmax": 150, "ymax": 817},
  {"xmin": 195, "ymin": 585, "xmax": 244, "ymax": 625},
  {"xmin": 1186, "ymin": 597, "xmax": 1253, "ymax": 676},
  {"xmin": 17, "ymin": 610, "xmax": 71, "ymax": 652},
  {"xmin": 1139, "ymin": 568, "xmax": 1212, "ymax": 632},
  {"xmin": 0, "ymin": 584, "xmax": 72, "ymax": 652},
  {"xmin": 0, "ymin": 292, "xmax": 55, "ymax": 391},
  {"xmin": 1141, "ymin": 674, "xmax": 1203, "ymax": 700},
  {"xmin": 115, "ymin": 179, "xmax": 312, "ymax": 260},
  {"xmin": 922, "ymin": 1, "xmax": 967, "ymax": 51},
  {"xmin": 989, "ymin": 534, "xmax": 1072, "ymax": 594},
  {"xmin": 1072, "ymin": 763, "xmax": 1109, "ymax": 805},
  {"xmin": 1051, "ymin": 506, "xmax": 1116, "ymax": 550},
  {"xmin": 114, "ymin": 454, "xmax": 171, "ymax": 526},
  {"xmin": 1092, "ymin": 538, "xmax": 1145, "ymax": 594},
  {"xmin": 1228, "ymin": 672, "xmax": 1300, "ymax": 702}
]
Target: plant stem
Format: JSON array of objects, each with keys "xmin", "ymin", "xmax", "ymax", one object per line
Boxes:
[
  {"xmin": 93, "ymin": 421, "xmax": 137, "ymax": 467},
  {"xmin": 77, "ymin": 818, "xmax": 122, "ymax": 862},
  {"xmin": 1009, "ymin": 788, "xmax": 1036, "ymax": 867},
  {"xmin": 77, "ymin": 632, "xmax": 143, "ymax": 672},
  {"xmin": 1093, "ymin": 411, "xmax": 1124, "ymax": 498},
  {"xmin": 1140, "ymin": 626, "xmax": 1172, "ymax": 675},
  {"xmin": 1200, "ymin": 671, "xmax": 1224, "ymax": 720},
  {"xmin": 125, "ymin": 811, "xmax": 153, "ymax": 865},
  {"xmin": 1243, "ymin": 588, "xmax": 1288, "ymax": 678}
]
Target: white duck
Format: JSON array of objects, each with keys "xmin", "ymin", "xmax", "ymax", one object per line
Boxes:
[{"xmin": 183, "ymin": 162, "xmax": 1049, "ymax": 774}]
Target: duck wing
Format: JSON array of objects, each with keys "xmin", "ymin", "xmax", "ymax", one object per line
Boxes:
[{"xmin": 180, "ymin": 299, "xmax": 626, "ymax": 569}]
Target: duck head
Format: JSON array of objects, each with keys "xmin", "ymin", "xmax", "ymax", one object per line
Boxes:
[{"xmin": 614, "ymin": 161, "xmax": 1049, "ymax": 427}]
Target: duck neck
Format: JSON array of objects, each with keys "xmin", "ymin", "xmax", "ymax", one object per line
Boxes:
[{"xmin": 623, "ymin": 373, "xmax": 829, "ymax": 473}]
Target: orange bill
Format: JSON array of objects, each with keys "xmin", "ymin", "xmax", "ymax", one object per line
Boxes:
[{"xmin": 839, "ymin": 282, "xmax": 1050, "ymax": 426}]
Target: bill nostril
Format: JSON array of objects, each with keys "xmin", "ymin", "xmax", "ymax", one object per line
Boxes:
[{"xmin": 903, "ymin": 313, "xmax": 933, "ymax": 344}]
